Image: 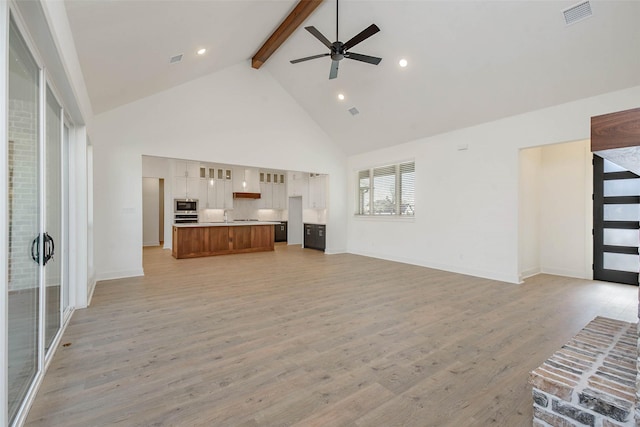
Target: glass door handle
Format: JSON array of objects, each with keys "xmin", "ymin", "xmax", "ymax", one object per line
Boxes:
[
  {"xmin": 31, "ymin": 235, "xmax": 40, "ymax": 264},
  {"xmin": 31, "ymin": 233, "xmax": 55, "ymax": 265},
  {"xmin": 43, "ymin": 232, "xmax": 55, "ymax": 266}
]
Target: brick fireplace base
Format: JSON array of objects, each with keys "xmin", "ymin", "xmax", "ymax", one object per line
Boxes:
[{"xmin": 529, "ymin": 316, "xmax": 637, "ymax": 427}]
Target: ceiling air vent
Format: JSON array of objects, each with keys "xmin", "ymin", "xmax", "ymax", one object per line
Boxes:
[
  {"xmin": 563, "ymin": 1, "xmax": 592, "ymax": 26},
  {"xmin": 348, "ymin": 107, "xmax": 360, "ymax": 116},
  {"xmin": 169, "ymin": 54, "xmax": 183, "ymax": 64}
]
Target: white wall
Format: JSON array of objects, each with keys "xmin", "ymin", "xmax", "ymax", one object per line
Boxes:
[
  {"xmin": 91, "ymin": 63, "xmax": 347, "ymax": 280},
  {"xmin": 539, "ymin": 140, "xmax": 592, "ymax": 279},
  {"xmin": 347, "ymin": 85, "xmax": 640, "ymax": 284},
  {"xmin": 519, "ymin": 140, "xmax": 592, "ymax": 281},
  {"xmin": 519, "ymin": 146, "xmax": 542, "ymax": 279}
]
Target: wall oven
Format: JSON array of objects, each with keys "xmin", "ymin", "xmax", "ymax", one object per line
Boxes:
[{"xmin": 174, "ymin": 199, "xmax": 199, "ymax": 224}]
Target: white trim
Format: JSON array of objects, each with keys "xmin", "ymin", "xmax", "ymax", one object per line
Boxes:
[
  {"xmin": 86, "ymin": 276, "xmax": 97, "ymax": 307},
  {"xmin": 520, "ymin": 267, "xmax": 541, "ymax": 281},
  {"xmin": 540, "ymin": 267, "xmax": 591, "ymax": 280},
  {"xmin": 348, "ymin": 249, "xmax": 522, "ymax": 284},
  {"xmin": 1, "ymin": 2, "xmax": 9, "ymax": 425},
  {"xmin": 353, "ymin": 215, "xmax": 416, "ymax": 222},
  {"xmin": 323, "ymin": 248, "xmax": 347, "ymax": 255},
  {"xmin": 95, "ymin": 269, "xmax": 145, "ymax": 282}
]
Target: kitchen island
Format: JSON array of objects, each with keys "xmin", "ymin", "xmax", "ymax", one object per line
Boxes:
[{"xmin": 172, "ymin": 222, "xmax": 278, "ymax": 259}]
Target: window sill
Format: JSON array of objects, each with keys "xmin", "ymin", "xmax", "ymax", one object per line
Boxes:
[{"xmin": 353, "ymin": 215, "xmax": 415, "ymax": 223}]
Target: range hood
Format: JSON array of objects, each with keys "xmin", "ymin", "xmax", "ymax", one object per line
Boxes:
[{"xmin": 233, "ymin": 192, "xmax": 261, "ymax": 199}]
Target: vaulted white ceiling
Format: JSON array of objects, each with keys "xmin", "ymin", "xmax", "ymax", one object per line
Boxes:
[{"xmin": 64, "ymin": 0, "xmax": 640, "ymax": 155}]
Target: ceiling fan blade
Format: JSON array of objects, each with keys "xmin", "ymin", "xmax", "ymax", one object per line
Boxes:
[
  {"xmin": 305, "ymin": 26, "xmax": 333, "ymax": 49},
  {"xmin": 290, "ymin": 53, "xmax": 330, "ymax": 64},
  {"xmin": 346, "ymin": 52, "xmax": 382, "ymax": 65},
  {"xmin": 329, "ymin": 60, "xmax": 339, "ymax": 79},
  {"xmin": 343, "ymin": 24, "xmax": 380, "ymax": 51}
]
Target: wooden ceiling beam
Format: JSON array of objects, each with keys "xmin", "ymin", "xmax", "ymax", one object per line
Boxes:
[{"xmin": 252, "ymin": 0, "xmax": 324, "ymax": 69}]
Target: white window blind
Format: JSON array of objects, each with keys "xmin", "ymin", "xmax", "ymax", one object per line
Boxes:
[{"xmin": 356, "ymin": 161, "xmax": 415, "ymax": 216}]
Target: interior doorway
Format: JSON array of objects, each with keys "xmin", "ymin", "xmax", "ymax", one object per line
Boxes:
[{"xmin": 142, "ymin": 178, "xmax": 164, "ymax": 247}]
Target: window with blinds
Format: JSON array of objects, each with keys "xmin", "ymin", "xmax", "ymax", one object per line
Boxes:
[{"xmin": 357, "ymin": 161, "xmax": 415, "ymax": 216}]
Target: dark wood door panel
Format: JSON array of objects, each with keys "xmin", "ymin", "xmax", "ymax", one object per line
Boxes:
[
  {"xmin": 251, "ymin": 225, "xmax": 273, "ymax": 249},
  {"xmin": 230, "ymin": 226, "xmax": 251, "ymax": 250}
]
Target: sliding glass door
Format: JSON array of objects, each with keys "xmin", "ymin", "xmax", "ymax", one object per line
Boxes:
[
  {"xmin": 7, "ymin": 16, "xmax": 41, "ymax": 424},
  {"xmin": 7, "ymin": 14, "xmax": 68, "ymax": 426},
  {"xmin": 44, "ymin": 86, "xmax": 62, "ymax": 352}
]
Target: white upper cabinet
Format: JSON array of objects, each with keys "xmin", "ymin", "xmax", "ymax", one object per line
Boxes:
[
  {"xmin": 273, "ymin": 173, "xmax": 286, "ymax": 210},
  {"xmin": 258, "ymin": 170, "xmax": 286, "ymax": 210},
  {"xmin": 173, "ymin": 160, "xmax": 200, "ymax": 200},
  {"xmin": 308, "ymin": 174, "xmax": 327, "ymax": 209},
  {"xmin": 287, "ymin": 171, "xmax": 309, "ymax": 201}
]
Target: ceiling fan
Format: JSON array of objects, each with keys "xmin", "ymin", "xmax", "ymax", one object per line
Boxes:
[{"xmin": 290, "ymin": 0, "xmax": 382, "ymax": 79}]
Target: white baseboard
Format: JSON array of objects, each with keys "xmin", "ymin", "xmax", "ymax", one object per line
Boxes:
[
  {"xmin": 348, "ymin": 249, "xmax": 521, "ymax": 284},
  {"xmin": 95, "ymin": 268, "xmax": 144, "ymax": 282}
]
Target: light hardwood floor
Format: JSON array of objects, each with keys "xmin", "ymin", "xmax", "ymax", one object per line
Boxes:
[{"xmin": 26, "ymin": 245, "xmax": 638, "ymax": 426}]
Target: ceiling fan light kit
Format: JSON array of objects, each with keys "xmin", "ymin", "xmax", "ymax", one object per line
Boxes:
[{"xmin": 290, "ymin": 0, "xmax": 382, "ymax": 79}]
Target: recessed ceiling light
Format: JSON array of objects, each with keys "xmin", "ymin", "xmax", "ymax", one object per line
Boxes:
[
  {"xmin": 337, "ymin": 93, "xmax": 345, "ymax": 101},
  {"xmin": 399, "ymin": 58, "xmax": 408, "ymax": 68},
  {"xmin": 197, "ymin": 48, "xmax": 207, "ymax": 55}
]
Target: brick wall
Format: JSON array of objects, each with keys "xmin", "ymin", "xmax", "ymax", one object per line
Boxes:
[
  {"xmin": 8, "ymin": 98, "xmax": 39, "ymax": 292},
  {"xmin": 530, "ymin": 316, "xmax": 637, "ymax": 427}
]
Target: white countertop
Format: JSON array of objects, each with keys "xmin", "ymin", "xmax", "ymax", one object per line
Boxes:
[{"xmin": 174, "ymin": 221, "xmax": 280, "ymax": 228}]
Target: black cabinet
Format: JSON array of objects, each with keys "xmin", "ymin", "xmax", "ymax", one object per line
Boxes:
[
  {"xmin": 274, "ymin": 221, "xmax": 287, "ymax": 242},
  {"xmin": 304, "ymin": 223, "xmax": 326, "ymax": 251}
]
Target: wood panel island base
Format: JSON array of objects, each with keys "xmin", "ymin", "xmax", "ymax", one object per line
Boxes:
[{"xmin": 172, "ymin": 223, "xmax": 276, "ymax": 259}]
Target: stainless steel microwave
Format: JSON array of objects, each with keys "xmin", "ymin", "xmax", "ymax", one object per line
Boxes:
[{"xmin": 174, "ymin": 199, "xmax": 198, "ymax": 213}]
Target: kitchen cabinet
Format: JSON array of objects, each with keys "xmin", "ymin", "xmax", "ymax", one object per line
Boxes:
[
  {"xmin": 199, "ymin": 165, "xmax": 216, "ymax": 209},
  {"xmin": 304, "ymin": 223, "xmax": 326, "ymax": 251},
  {"xmin": 206, "ymin": 226, "xmax": 230, "ymax": 252},
  {"xmin": 172, "ymin": 224, "xmax": 275, "ymax": 258},
  {"xmin": 258, "ymin": 171, "xmax": 286, "ymax": 210},
  {"xmin": 308, "ymin": 173, "xmax": 327, "ymax": 209},
  {"xmin": 215, "ymin": 180, "xmax": 233, "ymax": 210},
  {"xmin": 214, "ymin": 168, "xmax": 233, "ymax": 210},
  {"xmin": 230, "ymin": 226, "xmax": 251, "ymax": 250},
  {"xmin": 272, "ymin": 182, "xmax": 285, "ymax": 209},
  {"xmin": 172, "ymin": 226, "xmax": 207, "ymax": 258},
  {"xmin": 251, "ymin": 225, "xmax": 274, "ymax": 250},
  {"xmin": 273, "ymin": 173, "xmax": 286, "ymax": 209},
  {"xmin": 287, "ymin": 171, "xmax": 309, "ymax": 207},
  {"xmin": 274, "ymin": 221, "xmax": 287, "ymax": 242},
  {"xmin": 258, "ymin": 171, "xmax": 273, "ymax": 209},
  {"xmin": 198, "ymin": 165, "xmax": 231, "ymax": 209},
  {"xmin": 173, "ymin": 160, "xmax": 200, "ymax": 200}
]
